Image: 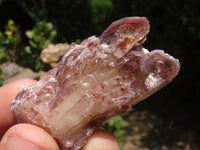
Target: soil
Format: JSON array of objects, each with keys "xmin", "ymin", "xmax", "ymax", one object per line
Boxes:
[{"xmin": 122, "ymin": 108, "xmax": 199, "ymax": 150}]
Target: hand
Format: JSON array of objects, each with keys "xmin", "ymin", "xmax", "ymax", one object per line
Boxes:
[{"xmin": 0, "ymin": 79, "xmax": 120, "ymax": 150}]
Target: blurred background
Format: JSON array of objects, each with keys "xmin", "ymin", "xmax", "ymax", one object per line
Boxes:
[{"xmin": 0, "ymin": 0, "xmax": 199, "ymax": 150}]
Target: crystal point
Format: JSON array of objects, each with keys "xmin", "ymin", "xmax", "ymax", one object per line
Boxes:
[{"xmin": 11, "ymin": 17, "xmax": 180, "ymax": 150}]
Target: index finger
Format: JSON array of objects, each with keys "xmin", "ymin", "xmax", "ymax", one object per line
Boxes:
[{"xmin": 0, "ymin": 79, "xmax": 36, "ymax": 138}]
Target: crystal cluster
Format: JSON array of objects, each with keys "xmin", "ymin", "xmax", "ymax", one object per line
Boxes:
[{"xmin": 11, "ymin": 17, "xmax": 180, "ymax": 150}]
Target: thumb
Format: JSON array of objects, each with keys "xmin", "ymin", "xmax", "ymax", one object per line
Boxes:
[{"xmin": 0, "ymin": 124, "xmax": 59, "ymax": 150}]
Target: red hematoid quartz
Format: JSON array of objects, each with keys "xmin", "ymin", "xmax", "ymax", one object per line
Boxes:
[{"xmin": 11, "ymin": 17, "xmax": 180, "ymax": 150}]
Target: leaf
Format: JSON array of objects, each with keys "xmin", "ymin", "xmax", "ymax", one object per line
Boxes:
[
  {"xmin": 33, "ymin": 35, "xmax": 42, "ymax": 42},
  {"xmin": 118, "ymin": 138, "xmax": 126, "ymax": 148},
  {"xmin": 50, "ymin": 30, "xmax": 57, "ymax": 38},
  {"xmin": 25, "ymin": 31, "xmax": 33, "ymax": 39},
  {"xmin": 0, "ymin": 50, "xmax": 5, "ymax": 60},
  {"xmin": 35, "ymin": 60, "xmax": 42, "ymax": 71},
  {"xmin": 46, "ymin": 22, "xmax": 53, "ymax": 30},
  {"xmin": 29, "ymin": 41, "xmax": 37, "ymax": 48},
  {"xmin": 8, "ymin": 20, "xmax": 14, "ymax": 26},
  {"xmin": 114, "ymin": 129, "xmax": 126, "ymax": 138},
  {"xmin": 7, "ymin": 35, "xmax": 14, "ymax": 43},
  {"xmin": 25, "ymin": 46, "xmax": 32, "ymax": 54},
  {"xmin": 102, "ymin": 115, "xmax": 130, "ymax": 148}
]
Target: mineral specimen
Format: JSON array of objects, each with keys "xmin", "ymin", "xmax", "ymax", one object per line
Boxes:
[{"xmin": 11, "ymin": 17, "xmax": 180, "ymax": 150}]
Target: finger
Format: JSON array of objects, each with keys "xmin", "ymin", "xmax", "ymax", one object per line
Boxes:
[
  {"xmin": 0, "ymin": 124, "xmax": 59, "ymax": 150},
  {"xmin": 82, "ymin": 129, "xmax": 120, "ymax": 150},
  {"xmin": 0, "ymin": 79, "xmax": 36, "ymax": 137}
]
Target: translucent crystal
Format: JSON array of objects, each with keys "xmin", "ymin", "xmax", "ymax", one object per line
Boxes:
[{"xmin": 11, "ymin": 17, "xmax": 180, "ymax": 150}]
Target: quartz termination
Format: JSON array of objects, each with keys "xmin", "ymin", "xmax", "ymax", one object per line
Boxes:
[{"xmin": 11, "ymin": 17, "xmax": 180, "ymax": 150}]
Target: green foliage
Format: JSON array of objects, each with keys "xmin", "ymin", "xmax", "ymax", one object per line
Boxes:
[
  {"xmin": 102, "ymin": 116, "xmax": 130, "ymax": 148},
  {"xmin": 74, "ymin": 39, "xmax": 82, "ymax": 45},
  {"xmin": 0, "ymin": 69, "xmax": 3, "ymax": 86},
  {"xmin": 0, "ymin": 19, "xmax": 56, "ymax": 72},
  {"xmin": 19, "ymin": 21, "xmax": 56, "ymax": 71},
  {"xmin": 26, "ymin": 21, "xmax": 56, "ymax": 50},
  {"xmin": 89, "ymin": 0, "xmax": 113, "ymax": 33},
  {"xmin": 0, "ymin": 19, "xmax": 21, "ymax": 63}
]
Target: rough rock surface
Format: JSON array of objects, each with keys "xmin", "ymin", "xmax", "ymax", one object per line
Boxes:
[
  {"xmin": 122, "ymin": 110, "xmax": 199, "ymax": 150},
  {"xmin": 0, "ymin": 62, "xmax": 39, "ymax": 84},
  {"xmin": 0, "ymin": 62, "xmax": 19, "ymax": 80},
  {"xmin": 40, "ymin": 43, "xmax": 70, "ymax": 67},
  {"xmin": 11, "ymin": 17, "xmax": 180, "ymax": 150}
]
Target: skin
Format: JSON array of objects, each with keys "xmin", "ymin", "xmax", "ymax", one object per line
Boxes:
[{"xmin": 0, "ymin": 79, "xmax": 120, "ymax": 150}]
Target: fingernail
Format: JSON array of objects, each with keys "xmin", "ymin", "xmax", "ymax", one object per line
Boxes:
[
  {"xmin": 4, "ymin": 135, "xmax": 42, "ymax": 150},
  {"xmin": 82, "ymin": 136, "xmax": 120, "ymax": 150}
]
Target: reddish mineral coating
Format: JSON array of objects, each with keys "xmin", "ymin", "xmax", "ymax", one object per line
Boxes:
[{"xmin": 11, "ymin": 17, "xmax": 180, "ymax": 150}]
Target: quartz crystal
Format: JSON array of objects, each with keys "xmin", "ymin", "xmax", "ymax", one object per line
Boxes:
[{"xmin": 11, "ymin": 17, "xmax": 180, "ymax": 150}]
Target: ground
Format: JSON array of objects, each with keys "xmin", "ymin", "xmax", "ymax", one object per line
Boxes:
[{"xmin": 122, "ymin": 108, "xmax": 199, "ymax": 150}]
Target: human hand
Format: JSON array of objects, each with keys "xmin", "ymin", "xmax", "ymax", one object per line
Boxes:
[{"xmin": 0, "ymin": 79, "xmax": 120, "ymax": 150}]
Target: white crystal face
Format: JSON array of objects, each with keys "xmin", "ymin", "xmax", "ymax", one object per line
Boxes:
[{"xmin": 145, "ymin": 73, "xmax": 164, "ymax": 90}]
